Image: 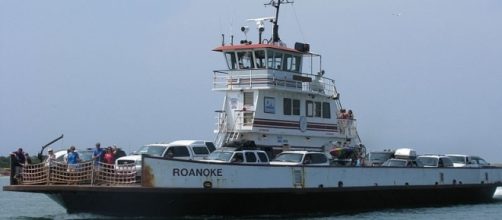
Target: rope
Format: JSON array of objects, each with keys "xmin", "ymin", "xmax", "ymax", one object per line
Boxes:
[{"xmin": 20, "ymin": 161, "xmax": 136, "ymax": 185}]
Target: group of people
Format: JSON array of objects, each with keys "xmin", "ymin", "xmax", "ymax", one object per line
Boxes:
[
  {"xmin": 90, "ymin": 142, "xmax": 127, "ymax": 165},
  {"xmin": 33, "ymin": 142, "xmax": 127, "ymax": 167},
  {"xmin": 10, "ymin": 148, "xmax": 32, "ymax": 183},
  {"xmin": 338, "ymin": 109, "xmax": 354, "ymax": 119}
]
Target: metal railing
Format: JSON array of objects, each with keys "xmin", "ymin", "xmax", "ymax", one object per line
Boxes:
[
  {"xmin": 213, "ymin": 70, "xmax": 338, "ymax": 97},
  {"xmin": 337, "ymin": 119, "xmax": 358, "ymax": 136}
]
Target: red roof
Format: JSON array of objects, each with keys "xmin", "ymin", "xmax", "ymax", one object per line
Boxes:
[{"xmin": 213, "ymin": 43, "xmax": 303, "ymax": 54}]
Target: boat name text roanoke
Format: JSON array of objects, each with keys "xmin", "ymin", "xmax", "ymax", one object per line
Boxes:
[{"xmin": 172, "ymin": 168, "xmax": 223, "ymax": 177}]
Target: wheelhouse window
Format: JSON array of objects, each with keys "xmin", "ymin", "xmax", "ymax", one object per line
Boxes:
[
  {"xmin": 283, "ymin": 54, "xmax": 292, "ymax": 71},
  {"xmin": 255, "ymin": 50, "xmax": 266, "ymax": 69},
  {"xmin": 237, "ymin": 51, "xmax": 254, "ymax": 69},
  {"xmin": 224, "ymin": 52, "xmax": 237, "ymax": 70},
  {"xmin": 267, "ymin": 51, "xmax": 283, "ymax": 70},
  {"xmin": 291, "ymin": 56, "xmax": 301, "ymax": 72}
]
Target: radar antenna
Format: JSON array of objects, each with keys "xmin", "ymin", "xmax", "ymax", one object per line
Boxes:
[{"xmin": 265, "ymin": 0, "xmax": 294, "ymax": 43}]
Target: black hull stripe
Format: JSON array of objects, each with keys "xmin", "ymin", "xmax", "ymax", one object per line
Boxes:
[
  {"xmin": 5, "ymin": 184, "xmax": 500, "ymax": 217},
  {"xmin": 254, "ymin": 118, "xmax": 338, "ymax": 131}
]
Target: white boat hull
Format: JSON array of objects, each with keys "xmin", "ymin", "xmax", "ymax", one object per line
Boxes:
[{"xmin": 142, "ymin": 156, "xmax": 502, "ymax": 189}]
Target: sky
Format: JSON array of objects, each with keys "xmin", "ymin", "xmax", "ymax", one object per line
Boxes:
[{"xmin": 1, "ymin": 0, "xmax": 501, "ymax": 162}]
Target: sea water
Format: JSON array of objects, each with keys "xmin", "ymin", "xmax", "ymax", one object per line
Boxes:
[{"xmin": 1, "ymin": 176, "xmax": 501, "ymax": 220}]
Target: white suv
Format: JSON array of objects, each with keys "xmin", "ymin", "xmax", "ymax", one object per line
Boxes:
[{"xmin": 417, "ymin": 155, "xmax": 454, "ymax": 168}]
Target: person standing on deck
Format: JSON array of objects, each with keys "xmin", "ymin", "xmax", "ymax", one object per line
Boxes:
[
  {"xmin": 103, "ymin": 147, "xmax": 115, "ymax": 164},
  {"xmin": 11, "ymin": 148, "xmax": 26, "ymax": 183},
  {"xmin": 112, "ymin": 145, "xmax": 126, "ymax": 162},
  {"xmin": 45, "ymin": 148, "xmax": 56, "ymax": 167},
  {"xmin": 92, "ymin": 142, "xmax": 104, "ymax": 166},
  {"xmin": 66, "ymin": 146, "xmax": 80, "ymax": 172}
]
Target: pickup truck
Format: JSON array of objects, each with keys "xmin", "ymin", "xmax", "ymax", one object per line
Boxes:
[
  {"xmin": 270, "ymin": 151, "xmax": 330, "ymax": 166},
  {"xmin": 115, "ymin": 140, "xmax": 211, "ymax": 178}
]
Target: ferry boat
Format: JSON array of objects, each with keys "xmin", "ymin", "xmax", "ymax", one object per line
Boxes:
[{"xmin": 4, "ymin": 0, "xmax": 502, "ymax": 217}]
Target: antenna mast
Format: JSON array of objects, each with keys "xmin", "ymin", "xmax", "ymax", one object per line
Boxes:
[{"xmin": 265, "ymin": 0, "xmax": 293, "ymax": 43}]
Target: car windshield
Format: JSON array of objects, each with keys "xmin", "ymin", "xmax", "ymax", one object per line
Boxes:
[
  {"xmin": 207, "ymin": 151, "xmax": 234, "ymax": 161},
  {"xmin": 135, "ymin": 145, "xmax": 166, "ymax": 156},
  {"xmin": 383, "ymin": 159, "xmax": 407, "ymax": 167},
  {"xmin": 272, "ymin": 153, "xmax": 303, "ymax": 163},
  {"xmin": 448, "ymin": 156, "xmax": 466, "ymax": 164},
  {"xmin": 472, "ymin": 157, "xmax": 489, "ymax": 165},
  {"xmin": 417, "ymin": 157, "xmax": 438, "ymax": 167}
]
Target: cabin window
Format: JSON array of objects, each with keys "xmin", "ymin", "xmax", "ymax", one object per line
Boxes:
[
  {"xmin": 264, "ymin": 97, "xmax": 275, "ymax": 114},
  {"xmin": 292, "ymin": 99, "xmax": 300, "ymax": 115},
  {"xmin": 255, "ymin": 50, "xmax": 266, "ymax": 69},
  {"xmin": 244, "ymin": 92, "xmax": 254, "ymax": 106},
  {"xmin": 237, "ymin": 51, "xmax": 254, "ymax": 69},
  {"xmin": 315, "ymin": 102, "xmax": 322, "ymax": 117},
  {"xmin": 245, "ymin": 152, "xmax": 257, "ymax": 162},
  {"xmin": 322, "ymin": 102, "xmax": 331, "ymax": 118},
  {"xmin": 283, "ymin": 98, "xmax": 292, "ymax": 115},
  {"xmin": 243, "ymin": 112, "xmax": 253, "ymax": 126},
  {"xmin": 306, "ymin": 101, "xmax": 314, "ymax": 117},
  {"xmin": 284, "ymin": 98, "xmax": 300, "ymax": 116},
  {"xmin": 225, "ymin": 52, "xmax": 237, "ymax": 70}
]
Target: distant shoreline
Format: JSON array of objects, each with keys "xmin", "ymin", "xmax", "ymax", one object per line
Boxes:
[{"xmin": 0, "ymin": 168, "xmax": 10, "ymax": 177}]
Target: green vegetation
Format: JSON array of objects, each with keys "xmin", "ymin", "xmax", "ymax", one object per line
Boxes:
[{"xmin": 0, "ymin": 156, "xmax": 10, "ymax": 168}]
